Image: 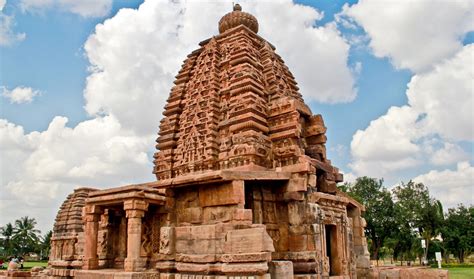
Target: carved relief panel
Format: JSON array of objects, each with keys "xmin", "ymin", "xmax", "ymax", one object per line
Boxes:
[{"xmin": 173, "ymin": 39, "xmax": 221, "ymax": 176}]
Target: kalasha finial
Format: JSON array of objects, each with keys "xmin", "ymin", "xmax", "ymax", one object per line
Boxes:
[
  {"xmin": 218, "ymin": 3, "xmax": 258, "ymax": 34},
  {"xmin": 233, "ymin": 3, "xmax": 242, "ymax": 11}
]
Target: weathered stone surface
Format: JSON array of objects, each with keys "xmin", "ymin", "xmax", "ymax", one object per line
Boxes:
[
  {"xmin": 199, "ymin": 181, "xmax": 244, "ymax": 207},
  {"xmin": 373, "ymin": 267, "xmax": 449, "ymax": 279},
  {"xmin": 221, "ymin": 262, "xmax": 269, "ymax": 275},
  {"xmin": 269, "ymin": 261, "xmax": 294, "ymax": 279},
  {"xmin": 0, "ymin": 270, "xmax": 33, "ymax": 278},
  {"xmin": 49, "ymin": 187, "xmax": 97, "ymax": 269},
  {"xmin": 225, "ymin": 227, "xmax": 275, "ymax": 254},
  {"xmin": 221, "ymin": 252, "xmax": 271, "ymax": 263},
  {"xmin": 30, "ymin": 266, "xmax": 44, "ymax": 273}
]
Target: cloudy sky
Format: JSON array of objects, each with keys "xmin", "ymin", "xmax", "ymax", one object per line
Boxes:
[{"xmin": 0, "ymin": 0, "xmax": 473, "ymax": 234}]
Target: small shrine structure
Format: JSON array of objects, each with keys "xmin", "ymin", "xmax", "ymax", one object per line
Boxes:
[{"xmin": 48, "ymin": 5, "xmax": 371, "ymax": 279}]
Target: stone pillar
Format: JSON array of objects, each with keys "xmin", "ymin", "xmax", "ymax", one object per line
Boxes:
[
  {"xmin": 115, "ymin": 214, "xmax": 127, "ymax": 268},
  {"xmin": 82, "ymin": 205, "xmax": 101, "ymax": 270},
  {"xmin": 124, "ymin": 200, "xmax": 148, "ymax": 272}
]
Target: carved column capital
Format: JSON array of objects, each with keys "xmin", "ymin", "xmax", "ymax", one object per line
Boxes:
[
  {"xmin": 125, "ymin": 209, "xmax": 146, "ymax": 219},
  {"xmin": 83, "ymin": 213, "xmax": 100, "ymax": 223},
  {"xmin": 84, "ymin": 204, "xmax": 103, "ymax": 215},
  {"xmin": 124, "ymin": 199, "xmax": 149, "ymax": 212}
]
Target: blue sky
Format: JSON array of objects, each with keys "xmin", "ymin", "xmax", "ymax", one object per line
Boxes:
[
  {"xmin": 1, "ymin": 0, "xmax": 144, "ymax": 131},
  {"xmin": 1, "ymin": 0, "xmax": 472, "ymax": 233}
]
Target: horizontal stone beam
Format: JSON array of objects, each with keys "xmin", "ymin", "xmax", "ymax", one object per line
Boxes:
[{"xmin": 153, "ymin": 170, "xmax": 291, "ymax": 189}]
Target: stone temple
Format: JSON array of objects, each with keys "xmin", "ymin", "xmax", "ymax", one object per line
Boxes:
[{"xmin": 48, "ymin": 5, "xmax": 372, "ymax": 279}]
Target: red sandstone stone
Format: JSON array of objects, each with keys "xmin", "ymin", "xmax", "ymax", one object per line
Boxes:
[{"xmin": 48, "ymin": 4, "xmax": 373, "ymax": 279}]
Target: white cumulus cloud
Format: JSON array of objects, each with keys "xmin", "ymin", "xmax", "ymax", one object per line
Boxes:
[
  {"xmin": 406, "ymin": 46, "xmax": 474, "ymax": 141},
  {"xmin": 2, "ymin": 86, "xmax": 40, "ymax": 103},
  {"xmin": 0, "ymin": 116, "xmax": 154, "ymax": 232},
  {"xmin": 413, "ymin": 162, "xmax": 474, "ymax": 209},
  {"xmin": 428, "ymin": 142, "xmax": 469, "ymax": 166},
  {"xmin": 19, "ymin": 0, "xmax": 112, "ymax": 18},
  {"xmin": 341, "ymin": 171, "xmax": 357, "ymax": 184},
  {"xmin": 341, "ymin": 0, "xmax": 474, "ymax": 72},
  {"xmin": 350, "ymin": 105, "xmax": 423, "ymax": 177},
  {"xmin": 349, "ymin": 45, "xmax": 473, "ymax": 179}
]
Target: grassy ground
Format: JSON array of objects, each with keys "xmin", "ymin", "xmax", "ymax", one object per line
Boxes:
[
  {"xmin": 446, "ymin": 267, "xmax": 474, "ymax": 279},
  {"xmin": 20, "ymin": 261, "xmax": 48, "ymax": 269},
  {"xmin": 24, "ymin": 261, "xmax": 48, "ymax": 267}
]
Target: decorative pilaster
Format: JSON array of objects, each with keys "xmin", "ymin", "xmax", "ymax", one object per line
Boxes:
[
  {"xmin": 82, "ymin": 205, "xmax": 102, "ymax": 270},
  {"xmin": 124, "ymin": 200, "xmax": 148, "ymax": 272}
]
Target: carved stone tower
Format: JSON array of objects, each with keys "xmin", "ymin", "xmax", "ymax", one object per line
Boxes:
[
  {"xmin": 150, "ymin": 4, "xmax": 371, "ymax": 278},
  {"xmin": 49, "ymin": 5, "xmax": 371, "ymax": 279},
  {"xmin": 153, "ymin": 4, "xmax": 332, "ymax": 181}
]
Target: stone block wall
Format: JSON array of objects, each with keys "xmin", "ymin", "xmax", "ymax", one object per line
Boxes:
[{"xmin": 157, "ymin": 180, "xmax": 276, "ymax": 277}]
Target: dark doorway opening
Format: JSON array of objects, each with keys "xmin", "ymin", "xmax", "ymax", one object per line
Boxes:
[{"xmin": 325, "ymin": 224, "xmax": 341, "ymax": 276}]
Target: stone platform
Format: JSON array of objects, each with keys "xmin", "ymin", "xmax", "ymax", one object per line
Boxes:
[
  {"xmin": 371, "ymin": 266, "xmax": 449, "ymax": 279},
  {"xmin": 0, "ymin": 270, "xmax": 34, "ymax": 279},
  {"xmin": 74, "ymin": 269, "xmax": 159, "ymax": 279},
  {"xmin": 73, "ymin": 270, "xmax": 271, "ymax": 279}
]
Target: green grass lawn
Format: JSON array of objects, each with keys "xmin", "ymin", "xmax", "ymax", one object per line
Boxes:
[
  {"xmin": 446, "ymin": 267, "xmax": 474, "ymax": 279},
  {"xmin": 21, "ymin": 261, "xmax": 48, "ymax": 269}
]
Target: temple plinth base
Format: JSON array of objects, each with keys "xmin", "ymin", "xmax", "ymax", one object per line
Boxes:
[
  {"xmin": 114, "ymin": 257, "xmax": 125, "ymax": 269},
  {"xmin": 82, "ymin": 258, "xmax": 99, "ymax": 270},
  {"xmin": 124, "ymin": 258, "xmax": 146, "ymax": 272},
  {"xmin": 74, "ymin": 269, "xmax": 160, "ymax": 279}
]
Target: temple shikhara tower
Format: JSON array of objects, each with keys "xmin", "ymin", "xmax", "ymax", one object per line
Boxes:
[{"xmin": 48, "ymin": 5, "xmax": 371, "ymax": 279}]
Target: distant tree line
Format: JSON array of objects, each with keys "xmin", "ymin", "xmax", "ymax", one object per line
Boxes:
[
  {"xmin": 0, "ymin": 216, "xmax": 51, "ymax": 259},
  {"xmin": 340, "ymin": 177, "xmax": 473, "ymax": 264}
]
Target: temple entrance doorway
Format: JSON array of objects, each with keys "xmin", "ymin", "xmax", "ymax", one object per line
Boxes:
[
  {"xmin": 325, "ymin": 224, "xmax": 341, "ymax": 276},
  {"xmin": 98, "ymin": 207, "xmax": 128, "ymax": 269}
]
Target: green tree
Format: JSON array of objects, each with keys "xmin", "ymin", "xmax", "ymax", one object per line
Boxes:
[
  {"xmin": 393, "ymin": 181, "xmax": 443, "ymax": 264},
  {"xmin": 442, "ymin": 204, "xmax": 474, "ymax": 263},
  {"xmin": 11, "ymin": 216, "xmax": 41, "ymax": 255},
  {"xmin": 341, "ymin": 177, "xmax": 398, "ymax": 262},
  {"xmin": 391, "ymin": 224, "xmax": 417, "ymax": 264},
  {"xmin": 0, "ymin": 222, "xmax": 14, "ymax": 256},
  {"xmin": 418, "ymin": 199, "xmax": 444, "ymax": 262},
  {"xmin": 40, "ymin": 230, "xmax": 52, "ymax": 259}
]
